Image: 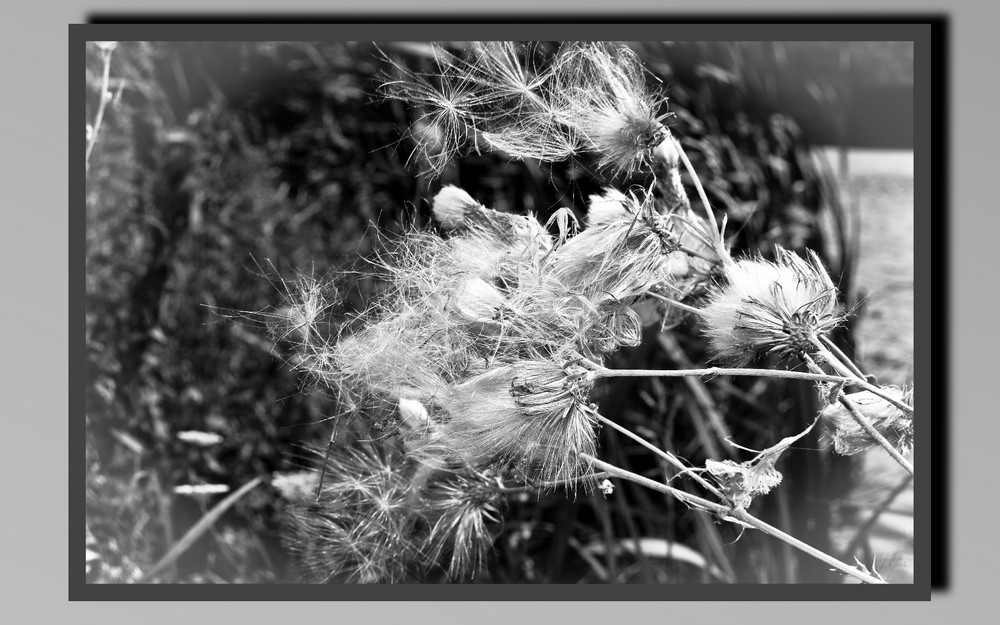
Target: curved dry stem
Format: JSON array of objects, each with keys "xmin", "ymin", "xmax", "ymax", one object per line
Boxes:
[
  {"xmin": 841, "ymin": 473, "xmax": 914, "ymax": 560},
  {"xmin": 673, "ymin": 137, "xmax": 730, "ymax": 265}
]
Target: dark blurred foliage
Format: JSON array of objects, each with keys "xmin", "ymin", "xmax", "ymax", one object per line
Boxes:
[{"xmin": 85, "ymin": 40, "xmax": 869, "ymax": 584}]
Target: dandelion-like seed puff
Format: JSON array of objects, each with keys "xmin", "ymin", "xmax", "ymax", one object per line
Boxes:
[
  {"xmin": 699, "ymin": 245, "xmax": 842, "ymax": 366},
  {"xmin": 554, "ymin": 43, "xmax": 672, "ymax": 177},
  {"xmin": 429, "ymin": 359, "xmax": 601, "ymax": 487},
  {"xmin": 419, "ymin": 468, "xmax": 503, "ymax": 580},
  {"xmin": 285, "ymin": 444, "xmax": 418, "ymax": 583}
]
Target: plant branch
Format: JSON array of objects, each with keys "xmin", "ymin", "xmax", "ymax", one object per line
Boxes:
[
  {"xmin": 820, "ymin": 334, "xmax": 867, "ymax": 380},
  {"xmin": 139, "ymin": 476, "xmax": 264, "ymax": 582},
  {"xmin": 581, "ymin": 454, "xmax": 886, "ymax": 585},
  {"xmin": 646, "ymin": 291, "xmax": 702, "ymax": 315},
  {"xmin": 593, "ymin": 365, "xmax": 855, "ymax": 386},
  {"xmin": 840, "ymin": 473, "xmax": 914, "ymax": 561},
  {"xmin": 806, "ymin": 343, "xmax": 914, "ymax": 416},
  {"xmin": 594, "ymin": 413, "xmax": 728, "ymax": 501}
]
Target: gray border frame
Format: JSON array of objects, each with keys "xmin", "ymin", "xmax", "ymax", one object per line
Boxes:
[{"xmin": 71, "ymin": 20, "xmax": 935, "ymax": 601}]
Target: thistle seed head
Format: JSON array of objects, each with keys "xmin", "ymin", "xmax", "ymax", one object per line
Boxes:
[
  {"xmin": 699, "ymin": 245, "xmax": 842, "ymax": 366},
  {"xmin": 419, "ymin": 468, "xmax": 503, "ymax": 580},
  {"xmin": 431, "ymin": 359, "xmax": 600, "ymax": 487},
  {"xmin": 553, "ymin": 43, "xmax": 671, "ymax": 177},
  {"xmin": 285, "ymin": 444, "xmax": 419, "ymax": 583}
]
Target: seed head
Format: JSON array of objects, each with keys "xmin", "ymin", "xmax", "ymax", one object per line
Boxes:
[
  {"xmin": 430, "ymin": 359, "xmax": 600, "ymax": 487},
  {"xmin": 699, "ymin": 246, "xmax": 842, "ymax": 366},
  {"xmin": 285, "ymin": 444, "xmax": 419, "ymax": 583},
  {"xmin": 431, "ymin": 185, "xmax": 552, "ymax": 254},
  {"xmin": 553, "ymin": 43, "xmax": 671, "ymax": 177},
  {"xmin": 419, "ymin": 468, "xmax": 503, "ymax": 580}
]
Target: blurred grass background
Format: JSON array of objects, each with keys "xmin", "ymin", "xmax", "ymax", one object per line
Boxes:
[{"xmin": 84, "ymin": 40, "xmax": 913, "ymax": 584}]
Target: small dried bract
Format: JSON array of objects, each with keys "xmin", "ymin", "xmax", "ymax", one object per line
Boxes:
[
  {"xmin": 821, "ymin": 387, "xmax": 913, "ymax": 456},
  {"xmin": 706, "ymin": 418, "xmax": 817, "ymax": 511},
  {"xmin": 699, "ymin": 245, "xmax": 842, "ymax": 366}
]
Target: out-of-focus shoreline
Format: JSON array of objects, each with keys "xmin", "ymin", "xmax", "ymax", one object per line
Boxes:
[{"xmin": 817, "ymin": 146, "xmax": 914, "ymax": 584}]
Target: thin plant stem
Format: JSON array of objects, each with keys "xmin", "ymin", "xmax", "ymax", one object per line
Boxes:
[
  {"xmin": 678, "ymin": 245, "xmax": 721, "ymax": 265},
  {"xmin": 593, "ymin": 365, "xmax": 855, "ymax": 386},
  {"xmin": 673, "ymin": 138, "xmax": 719, "ymax": 242},
  {"xmin": 139, "ymin": 476, "xmax": 264, "ymax": 582},
  {"xmin": 656, "ymin": 332, "xmax": 733, "ymax": 444},
  {"xmin": 840, "ymin": 473, "xmax": 914, "ymax": 561},
  {"xmin": 581, "ymin": 454, "xmax": 886, "ymax": 585},
  {"xmin": 646, "ymin": 291, "xmax": 702, "ymax": 315},
  {"xmin": 495, "ymin": 472, "xmax": 610, "ymax": 494},
  {"xmin": 806, "ymin": 344, "xmax": 914, "ymax": 416},
  {"xmin": 820, "ymin": 334, "xmax": 867, "ymax": 380},
  {"xmin": 594, "ymin": 413, "xmax": 728, "ymax": 502},
  {"xmin": 86, "ymin": 45, "xmax": 115, "ymax": 171}
]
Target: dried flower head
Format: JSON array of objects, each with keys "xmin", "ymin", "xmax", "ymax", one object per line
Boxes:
[
  {"xmin": 553, "ymin": 43, "xmax": 671, "ymax": 177},
  {"xmin": 699, "ymin": 245, "xmax": 842, "ymax": 366},
  {"xmin": 550, "ymin": 190, "xmax": 683, "ymax": 306},
  {"xmin": 419, "ymin": 468, "xmax": 503, "ymax": 579},
  {"xmin": 821, "ymin": 387, "xmax": 913, "ymax": 456},
  {"xmin": 427, "ymin": 359, "xmax": 600, "ymax": 486},
  {"xmin": 285, "ymin": 444, "xmax": 420, "ymax": 583},
  {"xmin": 378, "ymin": 45, "xmax": 488, "ymax": 177}
]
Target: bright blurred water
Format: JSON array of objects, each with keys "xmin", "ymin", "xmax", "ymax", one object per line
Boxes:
[{"xmin": 816, "ymin": 147, "xmax": 914, "ymax": 584}]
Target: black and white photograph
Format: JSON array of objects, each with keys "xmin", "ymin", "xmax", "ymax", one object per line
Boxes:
[{"xmin": 80, "ymin": 30, "xmax": 925, "ymax": 591}]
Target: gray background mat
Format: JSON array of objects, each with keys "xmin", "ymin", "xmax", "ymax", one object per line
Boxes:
[{"xmin": 9, "ymin": 0, "xmax": 986, "ymax": 623}]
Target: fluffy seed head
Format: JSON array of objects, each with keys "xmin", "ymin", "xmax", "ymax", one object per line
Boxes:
[
  {"xmin": 285, "ymin": 444, "xmax": 419, "ymax": 583},
  {"xmin": 429, "ymin": 359, "xmax": 600, "ymax": 487},
  {"xmin": 431, "ymin": 185, "xmax": 552, "ymax": 255},
  {"xmin": 549, "ymin": 190, "xmax": 684, "ymax": 306},
  {"xmin": 553, "ymin": 43, "xmax": 670, "ymax": 177},
  {"xmin": 379, "ymin": 42, "xmax": 668, "ymax": 179},
  {"xmin": 419, "ymin": 468, "xmax": 503, "ymax": 580},
  {"xmin": 699, "ymin": 245, "xmax": 842, "ymax": 366}
]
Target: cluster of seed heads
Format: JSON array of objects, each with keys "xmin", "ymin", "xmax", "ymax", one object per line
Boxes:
[
  {"xmin": 272, "ymin": 41, "xmax": 911, "ymax": 583},
  {"xmin": 379, "ymin": 41, "xmax": 673, "ymax": 178}
]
